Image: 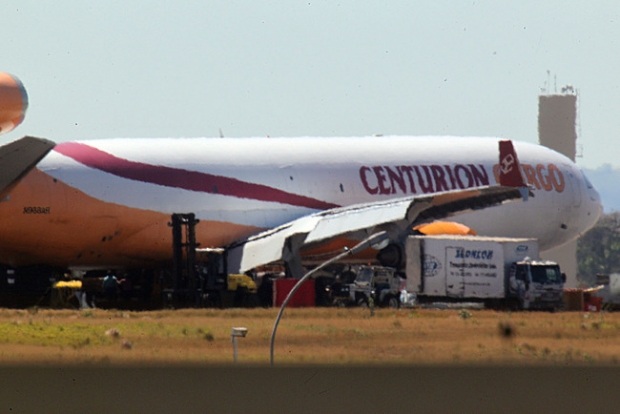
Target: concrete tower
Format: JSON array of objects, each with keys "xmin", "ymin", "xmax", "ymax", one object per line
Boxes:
[{"xmin": 538, "ymin": 90, "xmax": 578, "ymax": 287}]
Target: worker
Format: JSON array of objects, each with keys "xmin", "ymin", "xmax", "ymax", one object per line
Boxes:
[
  {"xmin": 102, "ymin": 270, "xmax": 121, "ymax": 302},
  {"xmin": 71, "ymin": 272, "xmax": 90, "ymax": 309}
]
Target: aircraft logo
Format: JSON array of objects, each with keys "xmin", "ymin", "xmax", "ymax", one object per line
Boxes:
[{"xmin": 500, "ymin": 153, "xmax": 515, "ymax": 175}]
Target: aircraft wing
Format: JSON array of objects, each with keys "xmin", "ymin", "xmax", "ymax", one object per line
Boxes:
[
  {"xmin": 226, "ymin": 184, "xmax": 528, "ymax": 273},
  {"xmin": 0, "ymin": 136, "xmax": 56, "ymax": 200}
]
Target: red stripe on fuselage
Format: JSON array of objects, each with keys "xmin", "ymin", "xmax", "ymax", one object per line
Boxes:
[{"xmin": 54, "ymin": 142, "xmax": 340, "ymax": 210}]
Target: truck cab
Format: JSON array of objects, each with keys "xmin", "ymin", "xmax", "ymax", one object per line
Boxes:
[
  {"xmin": 332, "ymin": 266, "xmax": 402, "ymax": 308},
  {"xmin": 509, "ymin": 260, "xmax": 565, "ymax": 310}
]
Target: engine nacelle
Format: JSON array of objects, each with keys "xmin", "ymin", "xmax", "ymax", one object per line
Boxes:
[{"xmin": 0, "ymin": 73, "xmax": 28, "ymax": 134}]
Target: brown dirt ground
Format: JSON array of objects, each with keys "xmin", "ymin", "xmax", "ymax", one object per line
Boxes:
[{"xmin": 0, "ymin": 307, "xmax": 618, "ymax": 366}]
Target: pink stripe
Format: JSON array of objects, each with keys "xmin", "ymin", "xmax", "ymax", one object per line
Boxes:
[{"xmin": 54, "ymin": 142, "xmax": 340, "ymax": 210}]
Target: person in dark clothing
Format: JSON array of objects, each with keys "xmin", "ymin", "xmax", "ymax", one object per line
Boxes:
[{"xmin": 102, "ymin": 271, "xmax": 121, "ymax": 302}]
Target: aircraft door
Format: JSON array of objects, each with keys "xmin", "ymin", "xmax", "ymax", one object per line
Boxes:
[{"xmin": 445, "ymin": 247, "xmax": 465, "ymax": 297}]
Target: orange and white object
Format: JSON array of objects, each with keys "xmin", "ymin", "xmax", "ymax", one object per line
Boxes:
[{"xmin": 0, "ymin": 73, "xmax": 28, "ymax": 134}]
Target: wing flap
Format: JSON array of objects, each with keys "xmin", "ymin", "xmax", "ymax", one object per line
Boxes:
[
  {"xmin": 227, "ymin": 185, "xmax": 527, "ymax": 273},
  {"xmin": 305, "ymin": 197, "xmax": 420, "ymax": 244},
  {"xmin": 226, "ymin": 215, "xmax": 321, "ymax": 274},
  {"xmin": 416, "ymin": 186, "xmax": 526, "ymax": 222}
]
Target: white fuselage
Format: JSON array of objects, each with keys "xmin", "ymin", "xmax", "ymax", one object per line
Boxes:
[{"xmin": 0, "ymin": 136, "xmax": 602, "ymax": 268}]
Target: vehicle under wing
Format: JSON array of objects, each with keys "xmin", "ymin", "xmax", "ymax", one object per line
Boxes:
[
  {"xmin": 226, "ymin": 185, "xmax": 529, "ymax": 273},
  {"xmin": 0, "ymin": 136, "xmax": 55, "ymax": 201}
]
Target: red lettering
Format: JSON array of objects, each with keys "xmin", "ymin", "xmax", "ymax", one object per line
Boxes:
[
  {"xmin": 469, "ymin": 164, "xmax": 489, "ymax": 187},
  {"xmin": 454, "ymin": 164, "xmax": 473, "ymax": 188},
  {"xmin": 414, "ymin": 166, "xmax": 434, "ymax": 193},
  {"xmin": 548, "ymin": 164, "xmax": 565, "ymax": 193},
  {"xmin": 492, "ymin": 164, "xmax": 501, "ymax": 184},
  {"xmin": 400, "ymin": 166, "xmax": 417, "ymax": 194},
  {"xmin": 361, "ymin": 163, "xmax": 496, "ymax": 196},
  {"xmin": 385, "ymin": 166, "xmax": 406, "ymax": 194},
  {"xmin": 522, "ymin": 164, "xmax": 541, "ymax": 190},
  {"xmin": 536, "ymin": 164, "xmax": 553, "ymax": 191},
  {"xmin": 443, "ymin": 165, "xmax": 457, "ymax": 190},
  {"xmin": 359, "ymin": 167, "xmax": 378, "ymax": 194},
  {"xmin": 430, "ymin": 165, "xmax": 449, "ymax": 192},
  {"xmin": 373, "ymin": 166, "xmax": 391, "ymax": 195}
]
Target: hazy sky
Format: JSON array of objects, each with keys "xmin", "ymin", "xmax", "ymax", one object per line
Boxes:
[{"xmin": 2, "ymin": 1, "xmax": 618, "ymax": 168}]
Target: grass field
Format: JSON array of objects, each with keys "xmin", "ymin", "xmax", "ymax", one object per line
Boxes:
[{"xmin": 0, "ymin": 307, "xmax": 618, "ymax": 366}]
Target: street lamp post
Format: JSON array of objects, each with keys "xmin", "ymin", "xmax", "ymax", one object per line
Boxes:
[
  {"xmin": 269, "ymin": 231, "xmax": 388, "ymax": 365},
  {"xmin": 231, "ymin": 326, "xmax": 248, "ymax": 364}
]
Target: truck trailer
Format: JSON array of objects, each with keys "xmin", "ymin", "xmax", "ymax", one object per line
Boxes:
[{"xmin": 404, "ymin": 235, "xmax": 564, "ymax": 310}]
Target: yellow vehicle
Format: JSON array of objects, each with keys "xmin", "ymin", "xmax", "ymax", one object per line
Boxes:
[{"xmin": 227, "ymin": 274, "xmax": 257, "ymax": 293}]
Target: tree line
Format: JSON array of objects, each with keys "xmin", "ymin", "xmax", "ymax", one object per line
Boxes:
[{"xmin": 577, "ymin": 212, "xmax": 620, "ymax": 286}]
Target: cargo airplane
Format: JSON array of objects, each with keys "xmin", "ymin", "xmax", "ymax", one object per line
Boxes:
[{"xmin": 0, "ymin": 134, "xmax": 602, "ymax": 277}]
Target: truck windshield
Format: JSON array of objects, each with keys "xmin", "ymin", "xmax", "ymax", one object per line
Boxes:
[
  {"xmin": 356, "ymin": 268, "xmax": 373, "ymax": 284},
  {"xmin": 530, "ymin": 266, "xmax": 562, "ymax": 285}
]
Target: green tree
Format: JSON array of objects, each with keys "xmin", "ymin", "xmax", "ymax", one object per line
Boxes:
[{"xmin": 577, "ymin": 212, "xmax": 620, "ymax": 286}]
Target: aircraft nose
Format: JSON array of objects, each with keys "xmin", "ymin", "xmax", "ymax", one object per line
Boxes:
[{"xmin": 582, "ymin": 172, "xmax": 603, "ymax": 232}]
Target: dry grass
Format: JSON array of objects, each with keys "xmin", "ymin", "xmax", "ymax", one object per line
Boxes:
[{"xmin": 0, "ymin": 307, "xmax": 618, "ymax": 366}]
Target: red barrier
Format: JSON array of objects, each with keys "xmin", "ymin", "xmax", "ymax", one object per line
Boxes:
[
  {"xmin": 584, "ymin": 295, "xmax": 603, "ymax": 312},
  {"xmin": 273, "ymin": 279, "xmax": 315, "ymax": 307}
]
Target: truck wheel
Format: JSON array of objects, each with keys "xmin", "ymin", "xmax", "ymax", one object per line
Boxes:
[
  {"xmin": 357, "ymin": 297, "xmax": 368, "ymax": 308},
  {"xmin": 387, "ymin": 295, "xmax": 400, "ymax": 309}
]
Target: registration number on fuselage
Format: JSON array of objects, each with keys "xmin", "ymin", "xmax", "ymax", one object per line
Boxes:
[{"xmin": 23, "ymin": 206, "xmax": 50, "ymax": 214}]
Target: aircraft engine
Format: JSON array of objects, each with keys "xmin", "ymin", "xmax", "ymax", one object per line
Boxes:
[{"xmin": 0, "ymin": 73, "xmax": 28, "ymax": 134}]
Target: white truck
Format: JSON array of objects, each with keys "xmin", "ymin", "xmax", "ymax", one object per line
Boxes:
[
  {"xmin": 404, "ymin": 235, "xmax": 565, "ymax": 310},
  {"xmin": 330, "ymin": 266, "xmax": 402, "ymax": 308}
]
